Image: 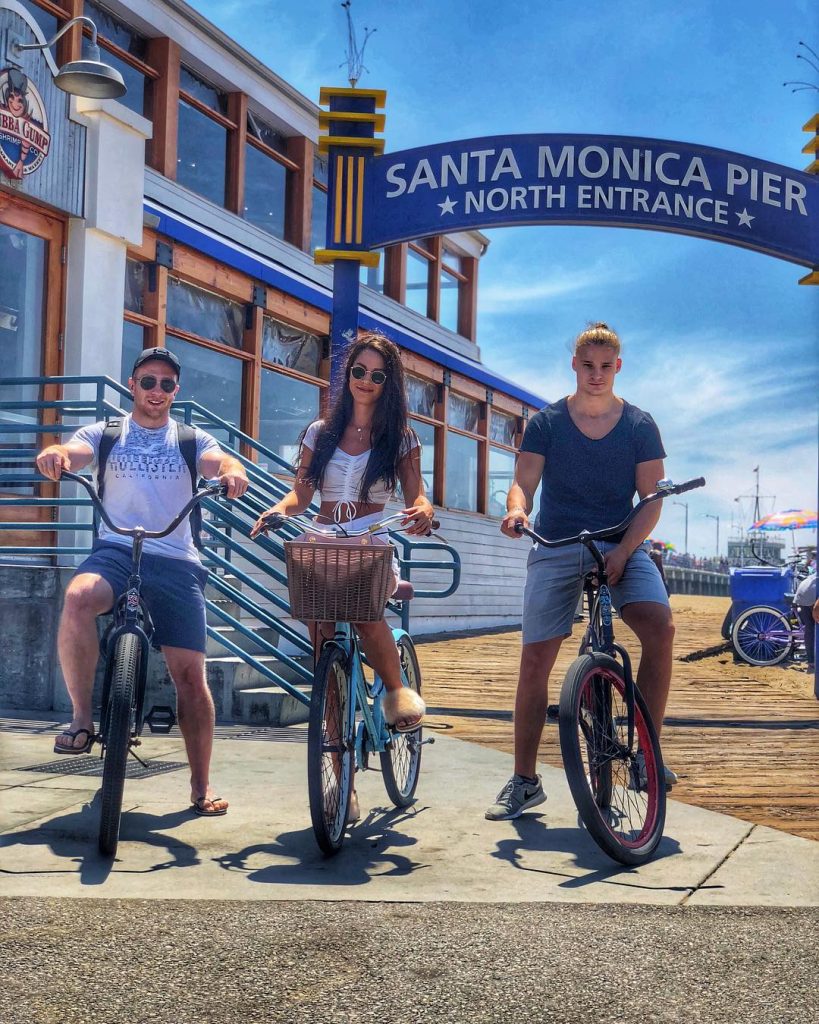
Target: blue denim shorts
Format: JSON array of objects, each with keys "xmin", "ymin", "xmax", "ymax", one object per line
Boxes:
[
  {"xmin": 522, "ymin": 540, "xmax": 670, "ymax": 645},
  {"xmin": 75, "ymin": 541, "xmax": 209, "ymax": 653}
]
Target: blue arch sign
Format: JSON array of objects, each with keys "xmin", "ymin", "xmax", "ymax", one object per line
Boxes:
[{"xmin": 365, "ymin": 134, "xmax": 818, "ymax": 267}]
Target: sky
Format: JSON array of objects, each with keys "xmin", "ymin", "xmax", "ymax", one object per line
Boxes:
[{"xmin": 191, "ymin": 0, "xmax": 818, "ymax": 557}]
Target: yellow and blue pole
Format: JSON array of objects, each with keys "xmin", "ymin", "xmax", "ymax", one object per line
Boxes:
[{"xmin": 315, "ymin": 87, "xmax": 386, "ymax": 392}]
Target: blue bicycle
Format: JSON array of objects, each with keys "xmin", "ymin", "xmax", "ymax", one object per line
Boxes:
[{"xmin": 263, "ymin": 510, "xmax": 451, "ymax": 855}]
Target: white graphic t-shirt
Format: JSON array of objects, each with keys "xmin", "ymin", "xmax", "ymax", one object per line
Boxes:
[{"xmin": 71, "ymin": 416, "xmax": 222, "ymax": 562}]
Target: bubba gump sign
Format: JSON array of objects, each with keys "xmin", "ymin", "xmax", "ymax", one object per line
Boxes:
[{"xmin": 0, "ymin": 66, "xmax": 51, "ymax": 179}]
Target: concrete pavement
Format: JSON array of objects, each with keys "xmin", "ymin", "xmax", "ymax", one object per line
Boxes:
[{"xmin": 2, "ymin": 711, "xmax": 817, "ymax": 906}]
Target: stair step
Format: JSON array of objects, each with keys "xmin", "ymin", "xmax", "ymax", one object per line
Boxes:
[
  {"xmin": 235, "ymin": 686, "xmax": 310, "ymax": 727},
  {"xmin": 205, "ymin": 624, "xmax": 281, "ymax": 657}
]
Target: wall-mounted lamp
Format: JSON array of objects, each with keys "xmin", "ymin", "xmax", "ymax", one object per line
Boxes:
[{"xmin": 11, "ymin": 17, "xmax": 126, "ymax": 99}]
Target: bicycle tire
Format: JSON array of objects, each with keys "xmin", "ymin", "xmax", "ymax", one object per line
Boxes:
[
  {"xmin": 559, "ymin": 652, "xmax": 666, "ymax": 866},
  {"xmin": 98, "ymin": 632, "xmax": 139, "ymax": 857},
  {"xmin": 731, "ymin": 606, "xmax": 793, "ymax": 666},
  {"xmin": 308, "ymin": 644, "xmax": 354, "ymax": 856},
  {"xmin": 380, "ymin": 635, "xmax": 423, "ymax": 807}
]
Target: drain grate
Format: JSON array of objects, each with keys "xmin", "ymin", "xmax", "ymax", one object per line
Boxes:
[{"xmin": 16, "ymin": 756, "xmax": 188, "ymax": 779}]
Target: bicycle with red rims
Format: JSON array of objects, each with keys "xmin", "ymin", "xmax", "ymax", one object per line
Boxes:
[{"xmin": 517, "ymin": 476, "xmax": 705, "ymax": 865}]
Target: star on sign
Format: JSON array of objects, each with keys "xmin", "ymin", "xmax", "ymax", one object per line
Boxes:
[
  {"xmin": 736, "ymin": 208, "xmax": 754, "ymax": 228},
  {"xmin": 438, "ymin": 195, "xmax": 457, "ymax": 216}
]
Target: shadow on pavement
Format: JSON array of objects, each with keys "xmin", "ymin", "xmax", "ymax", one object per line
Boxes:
[
  {"xmin": 0, "ymin": 794, "xmax": 202, "ymax": 883},
  {"xmin": 490, "ymin": 812, "xmax": 697, "ymax": 893},
  {"xmin": 214, "ymin": 804, "xmax": 428, "ymax": 886}
]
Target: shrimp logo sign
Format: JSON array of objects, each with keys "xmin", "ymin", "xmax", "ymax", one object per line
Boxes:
[{"xmin": 0, "ymin": 67, "xmax": 51, "ymax": 180}]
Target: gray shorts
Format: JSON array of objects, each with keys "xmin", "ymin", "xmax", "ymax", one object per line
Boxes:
[{"xmin": 522, "ymin": 541, "xmax": 670, "ymax": 646}]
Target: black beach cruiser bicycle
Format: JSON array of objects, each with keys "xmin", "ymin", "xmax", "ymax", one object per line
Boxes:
[
  {"xmin": 54, "ymin": 470, "xmax": 226, "ymax": 857},
  {"xmin": 517, "ymin": 476, "xmax": 705, "ymax": 865}
]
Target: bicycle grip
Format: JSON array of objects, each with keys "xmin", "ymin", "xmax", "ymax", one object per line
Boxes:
[{"xmin": 674, "ymin": 476, "xmax": 706, "ymax": 494}]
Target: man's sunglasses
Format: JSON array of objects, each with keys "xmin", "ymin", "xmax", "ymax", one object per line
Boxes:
[
  {"xmin": 350, "ymin": 364, "xmax": 387, "ymax": 385},
  {"xmin": 135, "ymin": 375, "xmax": 177, "ymax": 393}
]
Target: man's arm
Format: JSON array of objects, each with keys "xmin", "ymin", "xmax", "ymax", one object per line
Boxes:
[
  {"xmin": 35, "ymin": 441, "xmax": 94, "ymax": 480},
  {"xmin": 604, "ymin": 458, "xmax": 665, "ymax": 585},
  {"xmin": 500, "ymin": 451, "xmax": 544, "ymax": 539},
  {"xmin": 199, "ymin": 449, "xmax": 249, "ymax": 499}
]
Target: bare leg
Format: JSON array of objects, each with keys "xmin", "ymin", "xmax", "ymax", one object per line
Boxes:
[
  {"xmin": 619, "ymin": 601, "xmax": 675, "ymax": 738},
  {"xmin": 353, "ymin": 618, "xmax": 402, "ymax": 689},
  {"xmin": 55, "ymin": 574, "xmax": 114, "ymax": 750},
  {"xmin": 162, "ymin": 646, "xmax": 226, "ymax": 812},
  {"xmin": 513, "ymin": 636, "xmax": 565, "ymax": 778}
]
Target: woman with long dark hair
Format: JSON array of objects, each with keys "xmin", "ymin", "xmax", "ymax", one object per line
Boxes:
[{"xmin": 251, "ymin": 330, "xmax": 432, "ymax": 734}]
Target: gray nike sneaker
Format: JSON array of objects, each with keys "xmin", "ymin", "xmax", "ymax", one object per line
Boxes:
[
  {"xmin": 485, "ymin": 774, "xmax": 546, "ymax": 820},
  {"xmin": 629, "ymin": 750, "xmax": 678, "ymax": 792}
]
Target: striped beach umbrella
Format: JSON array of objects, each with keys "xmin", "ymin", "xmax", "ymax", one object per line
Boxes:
[{"xmin": 750, "ymin": 509, "xmax": 818, "ymax": 531}]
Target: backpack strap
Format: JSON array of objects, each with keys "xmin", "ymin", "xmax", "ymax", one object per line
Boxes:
[
  {"xmin": 96, "ymin": 418, "xmax": 123, "ymax": 501},
  {"xmin": 176, "ymin": 422, "xmax": 204, "ymax": 550}
]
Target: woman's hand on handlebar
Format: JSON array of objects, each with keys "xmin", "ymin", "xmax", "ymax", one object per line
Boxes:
[
  {"xmin": 250, "ymin": 508, "xmax": 285, "ymax": 539},
  {"xmin": 501, "ymin": 507, "xmax": 529, "ymax": 539},
  {"xmin": 401, "ymin": 500, "xmax": 435, "ymax": 536}
]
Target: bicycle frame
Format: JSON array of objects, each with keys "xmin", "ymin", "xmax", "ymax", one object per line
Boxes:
[{"xmin": 319, "ymin": 619, "xmax": 415, "ymax": 765}]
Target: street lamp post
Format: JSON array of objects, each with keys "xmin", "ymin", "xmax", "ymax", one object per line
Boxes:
[
  {"xmin": 703, "ymin": 513, "xmax": 720, "ymax": 558},
  {"xmin": 673, "ymin": 500, "xmax": 689, "ymax": 554}
]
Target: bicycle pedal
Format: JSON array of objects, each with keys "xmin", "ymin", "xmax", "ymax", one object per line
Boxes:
[
  {"xmin": 546, "ymin": 704, "xmax": 559, "ymax": 721},
  {"xmin": 145, "ymin": 704, "xmax": 176, "ymax": 734},
  {"xmin": 418, "ymin": 737, "xmax": 435, "ymax": 746}
]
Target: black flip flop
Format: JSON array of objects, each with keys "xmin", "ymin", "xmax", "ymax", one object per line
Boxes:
[
  {"xmin": 53, "ymin": 728, "xmax": 95, "ymax": 755},
  {"xmin": 191, "ymin": 796, "xmax": 228, "ymax": 817}
]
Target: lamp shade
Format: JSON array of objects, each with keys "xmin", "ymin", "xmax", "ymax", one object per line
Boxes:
[{"xmin": 55, "ymin": 59, "xmax": 126, "ymax": 99}]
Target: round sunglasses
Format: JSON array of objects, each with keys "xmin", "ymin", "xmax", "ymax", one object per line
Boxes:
[
  {"xmin": 350, "ymin": 364, "xmax": 387, "ymax": 385},
  {"xmin": 135, "ymin": 375, "xmax": 178, "ymax": 393}
]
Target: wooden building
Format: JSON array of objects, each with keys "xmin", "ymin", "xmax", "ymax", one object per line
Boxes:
[{"xmin": 0, "ymin": 0, "xmax": 547, "ymax": 631}]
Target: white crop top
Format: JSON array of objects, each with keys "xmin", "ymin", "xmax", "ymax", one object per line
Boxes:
[{"xmin": 303, "ymin": 420, "xmax": 419, "ymax": 523}]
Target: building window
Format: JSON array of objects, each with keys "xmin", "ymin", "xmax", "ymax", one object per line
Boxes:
[
  {"xmin": 311, "ymin": 154, "xmax": 329, "ymax": 253},
  {"xmin": 446, "ymin": 430, "xmax": 479, "ymax": 512},
  {"xmin": 258, "ymin": 367, "xmax": 320, "ymax": 470},
  {"xmin": 177, "ymin": 68, "xmax": 230, "ymax": 207},
  {"xmin": 448, "ymin": 392, "xmax": 481, "ymax": 433},
  {"xmin": 124, "ymin": 258, "xmax": 146, "ymax": 315},
  {"xmin": 166, "ymin": 279, "xmax": 244, "ymax": 349},
  {"xmin": 83, "ymin": 1, "xmax": 153, "ymax": 117},
  {"xmin": 406, "ymin": 374, "xmax": 437, "ymax": 419},
  {"xmin": 165, "ymin": 336, "xmax": 244, "ymax": 437},
  {"xmin": 411, "ymin": 418, "xmax": 436, "ymax": 497},
  {"xmin": 490, "ymin": 409, "xmax": 518, "ymax": 447},
  {"xmin": 360, "ymin": 254, "xmax": 384, "ymax": 292},
  {"xmin": 244, "ymin": 113, "xmax": 295, "ymax": 239},
  {"xmin": 439, "ymin": 247, "xmax": 465, "ymax": 334},
  {"xmin": 406, "ymin": 244, "xmax": 432, "ymax": 316},
  {"xmin": 121, "ymin": 320, "xmax": 147, "ymax": 380},
  {"xmin": 262, "ymin": 317, "xmax": 323, "ymax": 376},
  {"xmin": 488, "ymin": 446, "xmax": 516, "ymax": 518}
]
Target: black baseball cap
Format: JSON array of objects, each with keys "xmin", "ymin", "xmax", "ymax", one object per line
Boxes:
[{"xmin": 132, "ymin": 347, "xmax": 181, "ymax": 378}]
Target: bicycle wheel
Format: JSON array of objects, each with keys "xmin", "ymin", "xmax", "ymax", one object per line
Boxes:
[
  {"xmin": 98, "ymin": 632, "xmax": 139, "ymax": 857},
  {"xmin": 308, "ymin": 644, "xmax": 354, "ymax": 855},
  {"xmin": 380, "ymin": 635, "xmax": 423, "ymax": 807},
  {"xmin": 559, "ymin": 653, "xmax": 666, "ymax": 866},
  {"xmin": 731, "ymin": 606, "xmax": 793, "ymax": 666}
]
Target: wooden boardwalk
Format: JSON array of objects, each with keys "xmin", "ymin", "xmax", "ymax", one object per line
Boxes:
[{"xmin": 416, "ymin": 595, "xmax": 819, "ymax": 842}]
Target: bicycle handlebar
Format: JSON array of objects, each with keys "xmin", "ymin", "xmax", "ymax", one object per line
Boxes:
[
  {"xmin": 52, "ymin": 469, "xmax": 227, "ymax": 539},
  {"xmin": 514, "ymin": 476, "xmax": 706, "ymax": 549},
  {"xmin": 257, "ymin": 509, "xmax": 441, "ymax": 538}
]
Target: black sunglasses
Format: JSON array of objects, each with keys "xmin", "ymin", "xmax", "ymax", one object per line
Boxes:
[
  {"xmin": 136, "ymin": 375, "xmax": 177, "ymax": 393},
  {"xmin": 350, "ymin": 364, "xmax": 387, "ymax": 385}
]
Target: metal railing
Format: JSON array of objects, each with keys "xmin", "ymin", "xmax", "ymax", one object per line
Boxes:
[{"xmin": 0, "ymin": 376, "xmax": 461, "ymax": 706}]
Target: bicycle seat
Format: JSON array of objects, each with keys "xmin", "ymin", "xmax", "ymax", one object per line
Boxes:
[{"xmin": 394, "ymin": 580, "xmax": 414, "ymax": 602}]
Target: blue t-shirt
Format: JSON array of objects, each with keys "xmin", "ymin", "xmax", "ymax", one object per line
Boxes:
[{"xmin": 520, "ymin": 397, "xmax": 666, "ymax": 541}]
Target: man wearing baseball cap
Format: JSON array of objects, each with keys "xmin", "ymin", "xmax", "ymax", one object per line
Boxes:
[{"xmin": 36, "ymin": 348, "xmax": 248, "ymax": 817}]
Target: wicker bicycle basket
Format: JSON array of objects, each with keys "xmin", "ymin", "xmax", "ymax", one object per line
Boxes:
[{"xmin": 284, "ymin": 534, "xmax": 394, "ymax": 622}]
